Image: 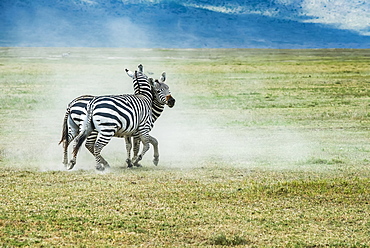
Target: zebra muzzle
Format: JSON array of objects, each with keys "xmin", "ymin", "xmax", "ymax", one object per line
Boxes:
[{"xmin": 166, "ymin": 95, "xmax": 175, "ymax": 108}]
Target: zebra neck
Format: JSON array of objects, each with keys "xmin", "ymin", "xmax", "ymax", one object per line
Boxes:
[
  {"xmin": 133, "ymin": 77, "xmax": 152, "ymax": 101},
  {"xmin": 152, "ymin": 99, "xmax": 165, "ymax": 122},
  {"xmin": 133, "ymin": 84, "xmax": 141, "ymax": 95},
  {"xmin": 136, "ymin": 90, "xmax": 152, "ymax": 100}
]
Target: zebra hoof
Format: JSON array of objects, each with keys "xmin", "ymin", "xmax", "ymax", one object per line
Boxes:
[
  {"xmin": 66, "ymin": 161, "xmax": 76, "ymax": 170},
  {"xmin": 96, "ymin": 164, "xmax": 105, "ymax": 171},
  {"xmin": 126, "ymin": 159, "xmax": 133, "ymax": 168},
  {"xmin": 153, "ymin": 157, "xmax": 159, "ymax": 166},
  {"xmin": 101, "ymin": 158, "xmax": 110, "ymax": 167}
]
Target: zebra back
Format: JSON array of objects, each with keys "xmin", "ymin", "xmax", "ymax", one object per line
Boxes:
[
  {"xmin": 69, "ymin": 95, "xmax": 94, "ymax": 123},
  {"xmin": 86, "ymin": 71, "xmax": 154, "ymax": 136}
]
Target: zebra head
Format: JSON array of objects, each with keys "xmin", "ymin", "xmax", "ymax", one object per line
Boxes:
[{"xmin": 150, "ymin": 72, "xmax": 175, "ymax": 108}]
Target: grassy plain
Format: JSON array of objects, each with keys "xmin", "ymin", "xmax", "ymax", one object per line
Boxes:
[{"xmin": 0, "ymin": 48, "xmax": 370, "ymax": 247}]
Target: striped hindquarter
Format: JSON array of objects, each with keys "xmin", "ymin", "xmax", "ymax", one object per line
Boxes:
[{"xmin": 59, "ymin": 95, "xmax": 95, "ymax": 166}]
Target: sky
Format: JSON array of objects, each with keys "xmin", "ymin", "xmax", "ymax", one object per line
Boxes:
[{"xmin": 1, "ymin": 0, "xmax": 370, "ymax": 48}]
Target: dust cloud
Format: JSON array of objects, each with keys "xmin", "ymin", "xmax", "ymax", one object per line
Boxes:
[
  {"xmin": 3, "ymin": 50, "xmax": 314, "ymax": 172},
  {"xmin": 145, "ymin": 107, "xmax": 313, "ymax": 169},
  {"xmin": 9, "ymin": 106, "xmax": 314, "ymax": 172}
]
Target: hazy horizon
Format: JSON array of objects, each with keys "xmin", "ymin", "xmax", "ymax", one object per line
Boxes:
[{"xmin": 1, "ymin": 0, "xmax": 370, "ymax": 49}]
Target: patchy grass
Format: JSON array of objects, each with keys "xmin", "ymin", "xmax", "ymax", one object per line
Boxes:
[
  {"xmin": 0, "ymin": 48, "xmax": 370, "ymax": 247},
  {"xmin": 0, "ymin": 167, "xmax": 369, "ymax": 247}
]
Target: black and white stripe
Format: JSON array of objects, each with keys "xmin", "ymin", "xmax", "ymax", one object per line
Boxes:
[
  {"xmin": 60, "ymin": 66, "xmax": 175, "ymax": 170},
  {"xmin": 59, "ymin": 65, "xmax": 146, "ymax": 168},
  {"xmin": 59, "ymin": 95, "xmax": 95, "ymax": 166},
  {"xmin": 70, "ymin": 70, "xmax": 174, "ymax": 171},
  {"xmin": 130, "ymin": 75, "xmax": 175, "ymax": 166}
]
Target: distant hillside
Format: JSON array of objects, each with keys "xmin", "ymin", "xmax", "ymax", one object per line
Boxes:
[{"xmin": 1, "ymin": 0, "xmax": 370, "ymax": 48}]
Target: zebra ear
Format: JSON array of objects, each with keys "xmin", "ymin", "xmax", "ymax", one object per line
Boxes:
[
  {"xmin": 138, "ymin": 64, "xmax": 143, "ymax": 73},
  {"xmin": 153, "ymin": 79, "xmax": 160, "ymax": 89},
  {"xmin": 125, "ymin": 69, "xmax": 134, "ymax": 78},
  {"xmin": 149, "ymin": 78, "xmax": 158, "ymax": 88},
  {"xmin": 160, "ymin": 72, "xmax": 166, "ymax": 83}
]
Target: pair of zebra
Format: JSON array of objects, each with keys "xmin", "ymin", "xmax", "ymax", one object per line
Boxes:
[{"xmin": 59, "ymin": 64, "xmax": 175, "ymax": 171}]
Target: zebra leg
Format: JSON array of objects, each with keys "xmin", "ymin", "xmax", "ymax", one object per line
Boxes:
[
  {"xmin": 63, "ymin": 117, "xmax": 79, "ymax": 167},
  {"xmin": 67, "ymin": 129, "xmax": 98, "ymax": 170},
  {"xmin": 84, "ymin": 131, "xmax": 97, "ymax": 155},
  {"xmin": 84, "ymin": 131, "xmax": 110, "ymax": 166},
  {"xmin": 132, "ymin": 136, "xmax": 142, "ymax": 167},
  {"xmin": 62, "ymin": 137, "xmax": 71, "ymax": 166},
  {"xmin": 93, "ymin": 133, "xmax": 112, "ymax": 171},
  {"xmin": 133, "ymin": 135, "xmax": 150, "ymax": 167},
  {"xmin": 67, "ymin": 139, "xmax": 78, "ymax": 170},
  {"xmin": 149, "ymin": 135, "xmax": 159, "ymax": 166},
  {"xmin": 125, "ymin": 136, "xmax": 133, "ymax": 168},
  {"xmin": 132, "ymin": 135, "xmax": 159, "ymax": 166}
]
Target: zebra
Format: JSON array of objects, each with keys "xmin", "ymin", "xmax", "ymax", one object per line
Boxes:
[
  {"xmin": 67, "ymin": 68, "xmax": 175, "ymax": 171},
  {"xmin": 71, "ymin": 69, "xmax": 168, "ymax": 170},
  {"xmin": 59, "ymin": 68, "xmax": 174, "ymax": 169},
  {"xmin": 59, "ymin": 64, "xmax": 146, "ymax": 168},
  {"xmin": 124, "ymin": 69, "xmax": 175, "ymax": 167}
]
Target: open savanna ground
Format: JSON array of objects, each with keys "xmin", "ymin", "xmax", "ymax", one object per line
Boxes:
[{"xmin": 0, "ymin": 48, "xmax": 369, "ymax": 247}]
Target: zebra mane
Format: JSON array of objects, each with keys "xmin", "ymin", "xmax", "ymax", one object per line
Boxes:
[{"xmin": 132, "ymin": 70, "xmax": 152, "ymax": 100}]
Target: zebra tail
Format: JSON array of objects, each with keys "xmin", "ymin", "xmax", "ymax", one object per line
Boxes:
[
  {"xmin": 72, "ymin": 101, "xmax": 94, "ymax": 157},
  {"xmin": 59, "ymin": 111, "xmax": 69, "ymax": 146},
  {"xmin": 72, "ymin": 129, "xmax": 88, "ymax": 158}
]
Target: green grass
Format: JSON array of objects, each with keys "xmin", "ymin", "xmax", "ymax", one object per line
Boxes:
[
  {"xmin": 1, "ymin": 48, "xmax": 370, "ymax": 247},
  {"xmin": 0, "ymin": 167, "xmax": 369, "ymax": 247}
]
